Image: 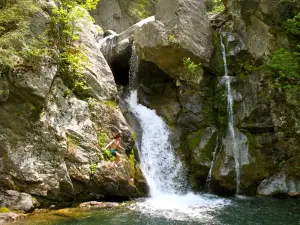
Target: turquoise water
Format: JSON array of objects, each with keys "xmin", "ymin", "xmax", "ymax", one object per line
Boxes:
[{"xmin": 12, "ymin": 195, "xmax": 300, "ymax": 225}]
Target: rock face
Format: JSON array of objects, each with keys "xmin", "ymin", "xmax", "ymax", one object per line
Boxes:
[
  {"xmin": 0, "ymin": 2, "xmax": 147, "ymax": 210},
  {"xmin": 90, "ymin": 0, "xmax": 135, "ymax": 33},
  {"xmin": 134, "ymin": 0, "xmax": 214, "ymax": 84},
  {"xmin": 105, "ymin": 0, "xmax": 300, "ymax": 196}
]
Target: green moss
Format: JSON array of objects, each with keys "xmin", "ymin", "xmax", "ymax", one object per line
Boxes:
[
  {"xmin": 128, "ymin": 149, "xmax": 144, "ymax": 182},
  {"xmin": 67, "ymin": 135, "xmax": 79, "ymax": 146},
  {"xmin": 187, "ymin": 129, "xmax": 203, "ymax": 150},
  {"xmin": 31, "ymin": 197, "xmax": 40, "ymax": 208},
  {"xmin": 0, "ymin": 207, "xmax": 9, "ymax": 213},
  {"xmin": 103, "ymin": 100, "xmax": 117, "ymax": 109},
  {"xmin": 240, "ymin": 132, "xmax": 271, "ymax": 190},
  {"xmin": 88, "ymin": 97, "xmax": 97, "ymax": 109}
]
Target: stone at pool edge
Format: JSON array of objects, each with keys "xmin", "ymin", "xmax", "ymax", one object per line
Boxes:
[
  {"xmin": 0, "ymin": 212, "xmax": 23, "ymax": 224},
  {"xmin": 78, "ymin": 201, "xmax": 121, "ymax": 209}
]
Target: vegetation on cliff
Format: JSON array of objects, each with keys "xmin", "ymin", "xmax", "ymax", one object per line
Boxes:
[
  {"xmin": 0, "ymin": 0, "xmax": 42, "ymax": 68},
  {"xmin": 265, "ymin": 12, "xmax": 300, "ymax": 91}
]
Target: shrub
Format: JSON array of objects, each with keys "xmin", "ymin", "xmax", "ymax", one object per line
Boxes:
[
  {"xmin": 206, "ymin": 0, "xmax": 225, "ymax": 14},
  {"xmin": 265, "ymin": 48, "xmax": 300, "ymax": 91},
  {"xmin": 89, "ymin": 163, "xmax": 98, "ymax": 175},
  {"xmin": 0, "ymin": 0, "xmax": 46, "ymax": 67},
  {"xmin": 183, "ymin": 57, "xmax": 201, "ymax": 75}
]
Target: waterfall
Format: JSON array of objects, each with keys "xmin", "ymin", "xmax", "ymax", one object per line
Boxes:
[
  {"xmin": 220, "ymin": 35, "xmax": 240, "ymax": 194},
  {"xmin": 127, "ymin": 91, "xmax": 186, "ymax": 196},
  {"xmin": 124, "ymin": 45, "xmax": 230, "ymax": 221},
  {"xmin": 206, "ymin": 135, "xmax": 219, "ymax": 191}
]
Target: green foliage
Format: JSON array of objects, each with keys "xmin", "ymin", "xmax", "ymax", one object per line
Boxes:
[
  {"xmin": 119, "ymin": 0, "xmax": 157, "ymax": 20},
  {"xmin": 67, "ymin": 135, "xmax": 79, "ymax": 146},
  {"xmin": 265, "ymin": 13, "xmax": 300, "ymax": 91},
  {"xmin": 52, "ymin": 0, "xmax": 99, "ymax": 99},
  {"xmin": 0, "ymin": 207, "xmax": 9, "ymax": 213},
  {"xmin": 0, "ymin": 0, "xmax": 47, "ymax": 67},
  {"xmin": 265, "ymin": 48, "xmax": 300, "ymax": 91},
  {"xmin": 285, "ymin": 13, "xmax": 300, "ymax": 36},
  {"xmin": 88, "ymin": 97, "xmax": 97, "ymax": 109},
  {"xmin": 168, "ymin": 34, "xmax": 176, "ymax": 43},
  {"xmin": 103, "ymin": 100, "xmax": 117, "ymax": 109},
  {"xmin": 183, "ymin": 57, "xmax": 201, "ymax": 75},
  {"xmin": 206, "ymin": 0, "xmax": 225, "ymax": 14},
  {"xmin": 132, "ymin": 132, "xmax": 137, "ymax": 140},
  {"xmin": 89, "ymin": 163, "xmax": 98, "ymax": 175},
  {"xmin": 97, "ymin": 132, "xmax": 109, "ymax": 149}
]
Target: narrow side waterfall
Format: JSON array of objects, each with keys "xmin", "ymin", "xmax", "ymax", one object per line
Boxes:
[
  {"xmin": 220, "ymin": 36, "xmax": 240, "ymax": 194},
  {"xmin": 206, "ymin": 135, "xmax": 219, "ymax": 191}
]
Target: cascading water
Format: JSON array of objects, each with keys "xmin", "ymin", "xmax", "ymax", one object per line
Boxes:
[
  {"xmin": 220, "ymin": 35, "xmax": 241, "ymax": 194},
  {"xmin": 127, "ymin": 91, "xmax": 186, "ymax": 196},
  {"xmin": 125, "ymin": 46, "xmax": 230, "ymax": 221},
  {"xmin": 206, "ymin": 135, "xmax": 219, "ymax": 191}
]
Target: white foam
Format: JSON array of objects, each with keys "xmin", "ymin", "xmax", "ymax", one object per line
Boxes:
[{"xmin": 133, "ymin": 193, "xmax": 230, "ymax": 222}]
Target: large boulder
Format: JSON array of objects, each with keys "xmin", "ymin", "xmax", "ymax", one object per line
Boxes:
[
  {"xmin": 133, "ymin": 0, "xmax": 214, "ymax": 84},
  {"xmin": 90, "ymin": 0, "xmax": 135, "ymax": 33},
  {"xmin": 0, "ymin": 190, "xmax": 36, "ymax": 212},
  {"xmin": 257, "ymin": 171, "xmax": 300, "ymax": 197}
]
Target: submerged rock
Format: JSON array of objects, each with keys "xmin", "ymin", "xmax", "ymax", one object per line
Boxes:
[
  {"xmin": 0, "ymin": 212, "xmax": 22, "ymax": 224},
  {"xmin": 79, "ymin": 201, "xmax": 120, "ymax": 209}
]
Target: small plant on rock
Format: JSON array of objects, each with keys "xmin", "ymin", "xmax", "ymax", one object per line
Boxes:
[
  {"xmin": 89, "ymin": 163, "xmax": 98, "ymax": 175},
  {"xmin": 183, "ymin": 57, "xmax": 201, "ymax": 75}
]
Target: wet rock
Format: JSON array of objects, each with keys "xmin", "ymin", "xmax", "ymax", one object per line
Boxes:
[
  {"xmin": 257, "ymin": 171, "xmax": 300, "ymax": 197},
  {"xmin": 78, "ymin": 201, "xmax": 120, "ymax": 209}
]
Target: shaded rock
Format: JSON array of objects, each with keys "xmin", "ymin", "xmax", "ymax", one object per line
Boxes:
[
  {"xmin": 0, "ymin": 190, "xmax": 35, "ymax": 212},
  {"xmin": 0, "ymin": 74, "xmax": 9, "ymax": 102}
]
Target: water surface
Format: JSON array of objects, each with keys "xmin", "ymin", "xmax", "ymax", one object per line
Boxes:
[{"xmin": 11, "ymin": 196, "xmax": 300, "ymax": 225}]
